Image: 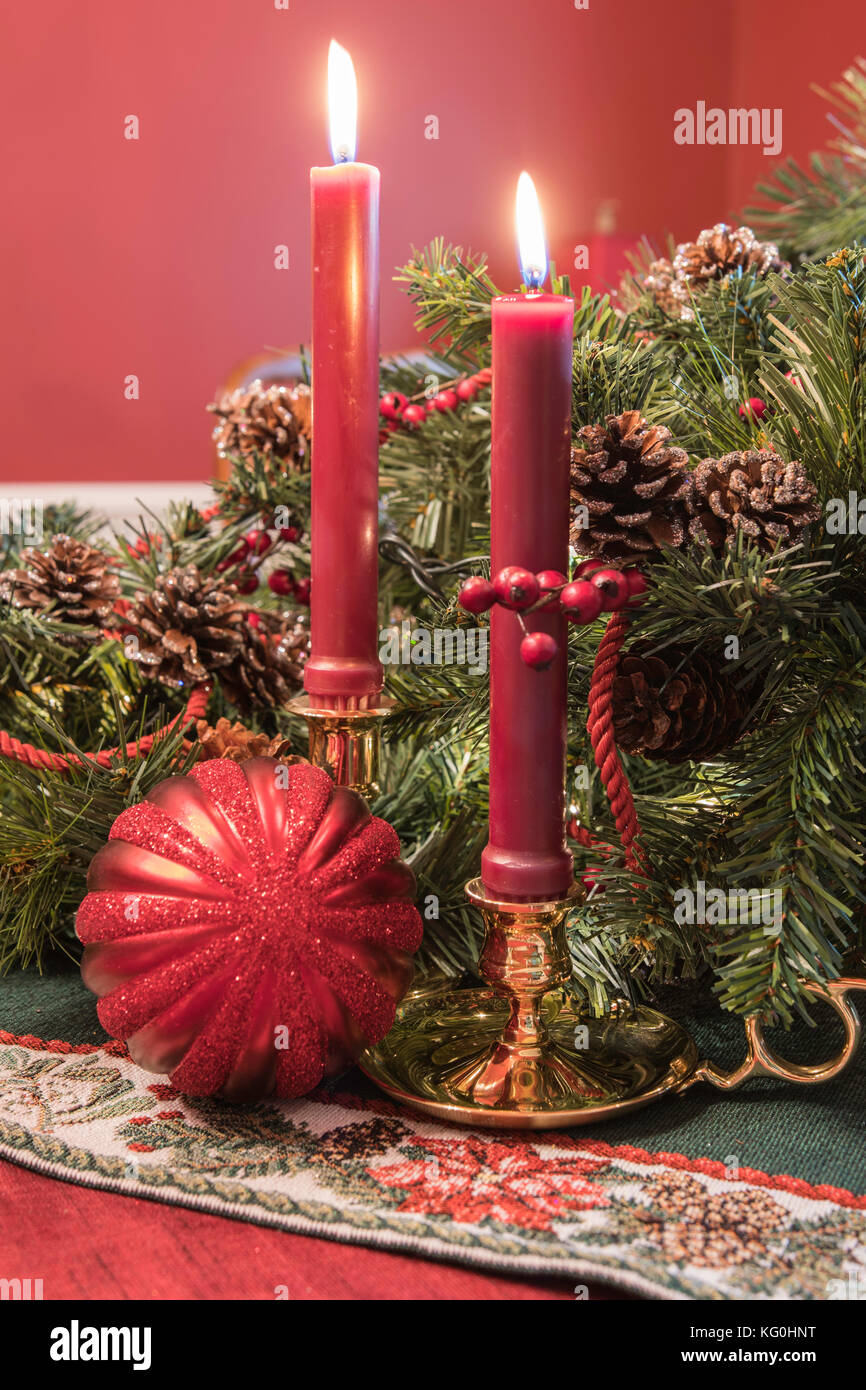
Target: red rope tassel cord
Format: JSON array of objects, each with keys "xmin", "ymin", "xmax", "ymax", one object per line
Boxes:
[
  {"xmin": 0, "ymin": 682, "xmax": 211, "ymax": 773},
  {"xmin": 584, "ymin": 611, "xmax": 645, "ymax": 874},
  {"xmin": 0, "ymin": 615, "xmax": 638, "ymax": 872}
]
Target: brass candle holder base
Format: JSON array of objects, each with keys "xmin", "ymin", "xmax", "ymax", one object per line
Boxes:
[
  {"xmin": 287, "ymin": 694, "xmax": 394, "ymax": 799},
  {"xmin": 360, "ymin": 879, "xmax": 864, "ymax": 1130}
]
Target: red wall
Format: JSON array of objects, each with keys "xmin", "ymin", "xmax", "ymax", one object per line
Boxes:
[
  {"xmin": 0, "ymin": 0, "xmax": 861, "ymax": 485},
  {"xmin": 728, "ymin": 0, "xmax": 863, "ymax": 207}
]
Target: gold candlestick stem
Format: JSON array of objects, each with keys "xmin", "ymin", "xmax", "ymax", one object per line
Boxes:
[
  {"xmin": 452, "ymin": 880, "xmax": 586, "ymax": 1109},
  {"xmin": 287, "ymin": 695, "xmax": 393, "ymax": 798}
]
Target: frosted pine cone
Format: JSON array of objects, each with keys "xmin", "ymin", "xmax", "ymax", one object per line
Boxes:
[
  {"xmin": 127, "ymin": 566, "xmax": 246, "ymax": 689},
  {"xmin": 642, "ymin": 258, "xmax": 684, "ymax": 318},
  {"xmin": 220, "ymin": 614, "xmax": 309, "ymax": 713},
  {"xmin": 642, "ymin": 224, "xmax": 787, "ymax": 320},
  {"xmin": 208, "ymin": 380, "xmax": 311, "ymax": 467},
  {"xmin": 687, "ymin": 450, "xmax": 821, "ymax": 550},
  {"xmin": 674, "ymin": 224, "xmax": 787, "ymax": 288},
  {"xmin": 194, "ymin": 718, "xmax": 299, "ymax": 763},
  {"xmin": 570, "ymin": 411, "xmax": 692, "ymax": 560},
  {"xmin": 0, "ymin": 534, "xmax": 119, "ymax": 628},
  {"xmin": 613, "ymin": 642, "xmax": 758, "ymax": 763}
]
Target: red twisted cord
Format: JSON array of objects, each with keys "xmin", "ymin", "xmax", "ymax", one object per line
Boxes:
[
  {"xmin": 0, "ymin": 682, "xmax": 211, "ymax": 773},
  {"xmin": 587, "ymin": 611, "xmax": 645, "ymax": 872},
  {"xmin": 570, "ymin": 824, "xmax": 597, "ymax": 851}
]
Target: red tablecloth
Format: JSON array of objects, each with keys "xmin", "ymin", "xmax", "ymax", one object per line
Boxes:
[{"xmin": 1, "ymin": 1158, "xmax": 629, "ymax": 1300}]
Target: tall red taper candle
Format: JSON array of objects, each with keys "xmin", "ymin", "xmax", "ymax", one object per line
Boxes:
[
  {"xmin": 481, "ymin": 175, "xmax": 575, "ymax": 900},
  {"xmin": 305, "ymin": 41, "xmax": 383, "ymax": 710}
]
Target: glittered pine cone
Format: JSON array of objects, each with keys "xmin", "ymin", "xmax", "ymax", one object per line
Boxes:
[
  {"xmin": 219, "ymin": 614, "xmax": 308, "ymax": 713},
  {"xmin": 642, "ymin": 225, "xmax": 787, "ymax": 320},
  {"xmin": 208, "ymin": 379, "xmax": 311, "ymax": 467},
  {"xmin": 613, "ymin": 642, "xmax": 758, "ymax": 763},
  {"xmin": 127, "ymin": 565, "xmax": 247, "ymax": 689},
  {"xmin": 642, "ymin": 258, "xmax": 683, "ymax": 318},
  {"xmin": 0, "ymin": 534, "xmax": 120, "ymax": 628},
  {"xmin": 673, "ymin": 223, "xmax": 787, "ymax": 289},
  {"xmin": 686, "ymin": 450, "xmax": 821, "ymax": 550},
  {"xmin": 194, "ymin": 717, "xmax": 299, "ymax": 763},
  {"xmin": 570, "ymin": 411, "xmax": 692, "ymax": 561}
]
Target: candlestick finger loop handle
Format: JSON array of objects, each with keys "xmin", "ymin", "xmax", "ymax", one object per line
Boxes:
[
  {"xmin": 686, "ymin": 976, "xmax": 864, "ymax": 1093},
  {"xmin": 288, "ymin": 695, "xmax": 393, "ymax": 800}
]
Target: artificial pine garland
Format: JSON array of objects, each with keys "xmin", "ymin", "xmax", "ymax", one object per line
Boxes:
[{"xmin": 1, "ymin": 59, "xmax": 865, "ymax": 1031}]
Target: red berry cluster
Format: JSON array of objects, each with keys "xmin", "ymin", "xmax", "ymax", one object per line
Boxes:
[
  {"xmin": 458, "ymin": 559, "xmax": 648, "ymax": 670},
  {"xmin": 216, "ymin": 523, "xmax": 310, "ymax": 604},
  {"xmin": 379, "ymin": 368, "xmax": 492, "ymax": 438}
]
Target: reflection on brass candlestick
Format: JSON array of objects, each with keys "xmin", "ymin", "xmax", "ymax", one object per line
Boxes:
[
  {"xmin": 361, "ymin": 877, "xmax": 865, "ymax": 1129},
  {"xmin": 287, "ymin": 694, "xmax": 393, "ymax": 799},
  {"xmin": 361, "ymin": 877, "xmax": 700, "ymax": 1129},
  {"xmin": 457, "ymin": 879, "xmax": 587, "ymax": 1109}
]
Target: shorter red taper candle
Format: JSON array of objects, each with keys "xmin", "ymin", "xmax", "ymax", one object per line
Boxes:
[{"xmin": 481, "ymin": 174, "xmax": 575, "ymax": 901}]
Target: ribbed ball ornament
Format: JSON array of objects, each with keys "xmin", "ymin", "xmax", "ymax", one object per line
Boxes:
[{"xmin": 76, "ymin": 758, "xmax": 423, "ymax": 1102}]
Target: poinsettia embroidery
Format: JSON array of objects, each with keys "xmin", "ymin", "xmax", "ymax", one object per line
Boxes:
[{"xmin": 369, "ymin": 1133, "xmax": 610, "ymax": 1230}]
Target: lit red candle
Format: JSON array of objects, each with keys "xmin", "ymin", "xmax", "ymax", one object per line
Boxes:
[
  {"xmin": 481, "ymin": 174, "xmax": 575, "ymax": 900},
  {"xmin": 305, "ymin": 41, "xmax": 383, "ymax": 710}
]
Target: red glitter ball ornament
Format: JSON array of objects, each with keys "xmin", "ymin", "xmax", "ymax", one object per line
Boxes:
[{"xmin": 75, "ymin": 759, "xmax": 423, "ymax": 1103}]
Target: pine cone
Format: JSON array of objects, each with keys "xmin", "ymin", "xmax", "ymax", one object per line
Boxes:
[
  {"xmin": 0, "ymin": 534, "xmax": 120, "ymax": 627},
  {"xmin": 674, "ymin": 223, "xmax": 787, "ymax": 288},
  {"xmin": 570, "ymin": 411, "xmax": 692, "ymax": 561},
  {"xmin": 613, "ymin": 642, "xmax": 757, "ymax": 763},
  {"xmin": 220, "ymin": 615, "xmax": 309, "ymax": 713},
  {"xmin": 127, "ymin": 566, "xmax": 246, "ymax": 689},
  {"xmin": 194, "ymin": 717, "xmax": 300, "ymax": 763},
  {"xmin": 208, "ymin": 379, "xmax": 311, "ymax": 467},
  {"xmin": 642, "ymin": 258, "xmax": 683, "ymax": 318},
  {"xmin": 687, "ymin": 450, "xmax": 821, "ymax": 550},
  {"xmin": 642, "ymin": 224, "xmax": 787, "ymax": 320}
]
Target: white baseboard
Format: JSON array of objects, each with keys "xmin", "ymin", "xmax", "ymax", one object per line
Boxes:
[{"xmin": 0, "ymin": 483, "xmax": 214, "ymax": 531}]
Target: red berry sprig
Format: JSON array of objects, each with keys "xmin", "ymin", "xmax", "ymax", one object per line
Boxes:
[
  {"xmin": 214, "ymin": 519, "xmax": 309, "ymax": 603},
  {"xmin": 458, "ymin": 575, "xmax": 497, "ymax": 613},
  {"xmin": 379, "ymin": 391, "xmax": 408, "ymax": 421},
  {"xmin": 560, "ymin": 579, "xmax": 602, "ymax": 625},
  {"xmin": 379, "ymin": 367, "xmax": 492, "ymax": 440},
  {"xmin": 268, "ymin": 569, "xmax": 311, "ymax": 605},
  {"xmin": 535, "ymin": 570, "xmax": 567, "ymax": 610},
  {"xmin": 457, "ymin": 560, "xmax": 648, "ymax": 670}
]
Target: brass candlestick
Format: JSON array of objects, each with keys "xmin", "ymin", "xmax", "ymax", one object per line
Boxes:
[
  {"xmin": 287, "ymin": 694, "xmax": 393, "ymax": 799},
  {"xmin": 361, "ymin": 878, "xmax": 864, "ymax": 1129}
]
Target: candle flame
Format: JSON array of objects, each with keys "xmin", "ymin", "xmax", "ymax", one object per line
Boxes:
[
  {"xmin": 516, "ymin": 172, "xmax": 548, "ymax": 290},
  {"xmin": 328, "ymin": 40, "xmax": 357, "ymax": 164}
]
